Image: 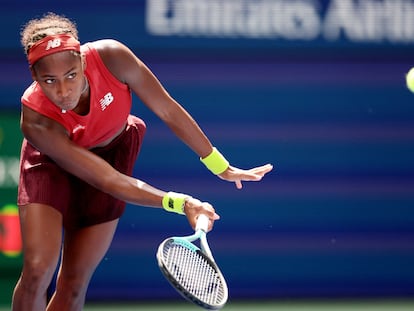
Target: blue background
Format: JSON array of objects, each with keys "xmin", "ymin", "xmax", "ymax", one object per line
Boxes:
[{"xmin": 1, "ymin": 0, "xmax": 414, "ymax": 303}]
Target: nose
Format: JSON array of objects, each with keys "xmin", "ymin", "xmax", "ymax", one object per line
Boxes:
[{"xmin": 57, "ymin": 81, "xmax": 71, "ymax": 98}]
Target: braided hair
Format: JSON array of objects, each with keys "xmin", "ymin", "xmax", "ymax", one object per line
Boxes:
[{"xmin": 21, "ymin": 12, "xmax": 79, "ymax": 55}]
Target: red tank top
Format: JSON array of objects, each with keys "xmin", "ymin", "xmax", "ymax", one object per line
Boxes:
[{"xmin": 21, "ymin": 43, "xmax": 132, "ymax": 149}]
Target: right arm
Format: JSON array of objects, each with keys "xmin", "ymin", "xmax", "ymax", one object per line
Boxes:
[{"xmin": 20, "ymin": 105, "xmax": 219, "ymax": 228}]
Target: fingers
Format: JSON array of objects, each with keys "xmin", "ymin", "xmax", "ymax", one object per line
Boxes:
[
  {"xmin": 200, "ymin": 201, "xmax": 219, "ymax": 220},
  {"xmin": 235, "ymin": 180, "xmax": 243, "ymax": 189},
  {"xmin": 240, "ymin": 163, "xmax": 274, "ymax": 182},
  {"xmin": 185, "ymin": 198, "xmax": 220, "ymax": 231},
  {"xmin": 250, "ymin": 163, "xmax": 274, "ymax": 175},
  {"xmin": 207, "ymin": 217, "xmax": 216, "ymax": 232},
  {"xmin": 199, "ymin": 211, "xmax": 219, "ymax": 232},
  {"xmin": 198, "ymin": 212, "xmax": 220, "ymax": 232}
]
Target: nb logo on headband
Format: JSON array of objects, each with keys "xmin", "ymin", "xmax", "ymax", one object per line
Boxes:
[{"xmin": 45, "ymin": 39, "xmax": 62, "ymax": 50}]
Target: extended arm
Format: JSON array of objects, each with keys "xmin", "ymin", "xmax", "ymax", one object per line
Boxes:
[
  {"xmin": 97, "ymin": 40, "xmax": 273, "ymax": 188},
  {"xmin": 20, "ymin": 105, "xmax": 218, "ymax": 229}
]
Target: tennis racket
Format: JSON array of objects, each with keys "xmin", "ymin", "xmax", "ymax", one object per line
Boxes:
[{"xmin": 156, "ymin": 214, "xmax": 228, "ymax": 310}]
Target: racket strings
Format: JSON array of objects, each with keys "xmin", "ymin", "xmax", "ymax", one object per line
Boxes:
[{"xmin": 163, "ymin": 242, "xmax": 226, "ymax": 305}]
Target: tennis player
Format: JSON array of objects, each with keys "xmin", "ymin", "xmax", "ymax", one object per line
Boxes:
[{"xmin": 12, "ymin": 13, "xmax": 273, "ymax": 311}]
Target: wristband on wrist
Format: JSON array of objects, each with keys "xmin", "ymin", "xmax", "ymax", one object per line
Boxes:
[
  {"xmin": 162, "ymin": 191, "xmax": 190, "ymax": 215},
  {"xmin": 200, "ymin": 147, "xmax": 229, "ymax": 175}
]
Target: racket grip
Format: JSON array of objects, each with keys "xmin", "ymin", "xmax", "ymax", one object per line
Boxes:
[{"xmin": 195, "ymin": 214, "xmax": 209, "ymax": 232}]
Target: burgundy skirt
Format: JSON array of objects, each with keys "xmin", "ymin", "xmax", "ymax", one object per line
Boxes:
[{"xmin": 18, "ymin": 115, "xmax": 146, "ymax": 229}]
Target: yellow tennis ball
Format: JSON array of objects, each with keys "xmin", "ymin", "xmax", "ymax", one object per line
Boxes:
[{"xmin": 406, "ymin": 67, "xmax": 414, "ymax": 93}]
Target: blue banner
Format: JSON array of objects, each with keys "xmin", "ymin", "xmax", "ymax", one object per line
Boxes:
[
  {"xmin": 1, "ymin": 0, "xmax": 414, "ymax": 304},
  {"xmin": 1, "ymin": 0, "xmax": 414, "ymax": 54}
]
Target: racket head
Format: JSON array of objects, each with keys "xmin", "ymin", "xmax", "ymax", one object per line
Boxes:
[{"xmin": 157, "ymin": 236, "xmax": 228, "ymax": 310}]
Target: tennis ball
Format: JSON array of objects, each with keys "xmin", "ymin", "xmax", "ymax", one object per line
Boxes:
[{"xmin": 406, "ymin": 67, "xmax": 414, "ymax": 93}]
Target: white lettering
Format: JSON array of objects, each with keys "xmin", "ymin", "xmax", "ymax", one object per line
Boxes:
[
  {"xmin": 45, "ymin": 38, "xmax": 62, "ymax": 50},
  {"xmin": 0, "ymin": 157, "xmax": 19, "ymax": 188},
  {"xmin": 324, "ymin": 0, "xmax": 414, "ymax": 43},
  {"xmin": 146, "ymin": 0, "xmax": 320, "ymax": 39},
  {"xmin": 146, "ymin": 0, "xmax": 414, "ymax": 44},
  {"xmin": 146, "ymin": 0, "xmax": 172, "ymax": 35},
  {"xmin": 278, "ymin": 2, "xmax": 320, "ymax": 40}
]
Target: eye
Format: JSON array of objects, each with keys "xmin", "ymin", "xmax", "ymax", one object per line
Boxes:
[
  {"xmin": 67, "ymin": 72, "xmax": 77, "ymax": 79},
  {"xmin": 44, "ymin": 78, "xmax": 55, "ymax": 84}
]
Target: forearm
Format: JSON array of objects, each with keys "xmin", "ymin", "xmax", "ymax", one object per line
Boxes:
[
  {"xmin": 162, "ymin": 103, "xmax": 213, "ymax": 158},
  {"xmin": 106, "ymin": 172, "xmax": 166, "ymax": 208},
  {"xmin": 35, "ymin": 134, "xmax": 169, "ymax": 208},
  {"xmin": 105, "ymin": 173, "xmax": 220, "ymax": 226}
]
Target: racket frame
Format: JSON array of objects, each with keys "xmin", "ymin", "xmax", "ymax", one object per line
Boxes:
[{"xmin": 156, "ymin": 215, "xmax": 228, "ymax": 310}]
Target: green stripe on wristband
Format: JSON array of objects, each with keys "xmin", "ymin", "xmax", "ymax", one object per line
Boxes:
[
  {"xmin": 200, "ymin": 147, "xmax": 229, "ymax": 175},
  {"xmin": 162, "ymin": 192, "xmax": 189, "ymax": 215}
]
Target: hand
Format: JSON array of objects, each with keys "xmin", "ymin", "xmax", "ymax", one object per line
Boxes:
[
  {"xmin": 183, "ymin": 197, "xmax": 220, "ymax": 231},
  {"xmin": 218, "ymin": 163, "xmax": 273, "ymax": 189}
]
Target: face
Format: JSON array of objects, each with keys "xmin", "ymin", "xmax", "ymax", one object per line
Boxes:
[{"xmin": 32, "ymin": 51, "xmax": 86, "ymax": 112}]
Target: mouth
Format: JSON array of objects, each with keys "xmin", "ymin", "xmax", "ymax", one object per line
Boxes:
[{"xmin": 58, "ymin": 100, "xmax": 77, "ymax": 111}]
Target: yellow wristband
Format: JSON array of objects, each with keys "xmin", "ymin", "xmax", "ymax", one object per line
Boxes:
[
  {"xmin": 200, "ymin": 147, "xmax": 229, "ymax": 175},
  {"xmin": 162, "ymin": 192, "xmax": 190, "ymax": 215}
]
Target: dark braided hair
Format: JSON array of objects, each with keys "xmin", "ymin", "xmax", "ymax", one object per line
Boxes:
[{"xmin": 21, "ymin": 12, "xmax": 79, "ymax": 55}]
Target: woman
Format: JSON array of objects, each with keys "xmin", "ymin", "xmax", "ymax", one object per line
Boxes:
[{"xmin": 13, "ymin": 13, "xmax": 273, "ymax": 310}]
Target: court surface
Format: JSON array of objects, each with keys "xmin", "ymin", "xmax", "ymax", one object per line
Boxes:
[
  {"xmin": 2, "ymin": 299, "xmax": 414, "ymax": 310},
  {"xmin": 82, "ymin": 299, "xmax": 414, "ymax": 311}
]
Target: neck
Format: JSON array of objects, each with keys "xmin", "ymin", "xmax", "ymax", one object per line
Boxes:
[
  {"xmin": 72, "ymin": 77, "xmax": 90, "ymax": 116},
  {"xmin": 81, "ymin": 77, "xmax": 89, "ymax": 94}
]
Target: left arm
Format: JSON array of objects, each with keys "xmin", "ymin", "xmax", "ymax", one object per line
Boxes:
[
  {"xmin": 97, "ymin": 39, "xmax": 212, "ymax": 158},
  {"xmin": 97, "ymin": 40, "xmax": 273, "ymax": 187}
]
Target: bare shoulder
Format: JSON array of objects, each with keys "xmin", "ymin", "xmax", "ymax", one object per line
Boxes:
[
  {"xmin": 91, "ymin": 39, "xmax": 125, "ymax": 53},
  {"xmin": 89, "ymin": 39, "xmax": 140, "ymax": 83},
  {"xmin": 21, "ymin": 105, "xmax": 69, "ymax": 155},
  {"xmin": 21, "ymin": 105, "xmax": 67, "ymax": 135}
]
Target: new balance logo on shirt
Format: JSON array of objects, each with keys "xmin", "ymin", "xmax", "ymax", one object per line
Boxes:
[{"xmin": 99, "ymin": 92, "xmax": 114, "ymax": 111}]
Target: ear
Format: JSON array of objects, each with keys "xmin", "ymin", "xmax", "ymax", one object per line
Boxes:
[
  {"xmin": 81, "ymin": 54, "xmax": 87, "ymax": 71},
  {"xmin": 29, "ymin": 65, "xmax": 37, "ymax": 81}
]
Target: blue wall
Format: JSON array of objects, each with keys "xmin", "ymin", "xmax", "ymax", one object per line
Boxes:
[{"xmin": 1, "ymin": 0, "xmax": 414, "ymax": 303}]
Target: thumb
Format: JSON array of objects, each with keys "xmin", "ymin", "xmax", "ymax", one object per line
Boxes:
[{"xmin": 235, "ymin": 180, "xmax": 242, "ymax": 189}]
